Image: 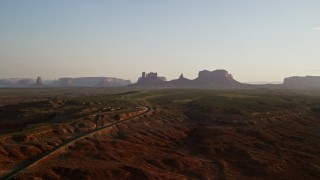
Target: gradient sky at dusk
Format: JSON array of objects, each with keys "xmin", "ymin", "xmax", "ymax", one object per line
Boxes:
[{"xmin": 1, "ymin": 0, "xmax": 320, "ymax": 82}]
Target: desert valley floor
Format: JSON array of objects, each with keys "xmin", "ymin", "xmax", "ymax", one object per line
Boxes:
[{"xmin": 0, "ymin": 88, "xmax": 320, "ymax": 179}]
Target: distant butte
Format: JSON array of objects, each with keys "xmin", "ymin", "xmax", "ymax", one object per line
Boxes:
[
  {"xmin": 1, "ymin": 69, "xmax": 320, "ymax": 89},
  {"xmin": 132, "ymin": 69, "xmax": 244, "ymax": 89},
  {"xmin": 284, "ymin": 76, "xmax": 320, "ymax": 88},
  {"xmin": 135, "ymin": 72, "xmax": 167, "ymax": 87},
  {"xmin": 56, "ymin": 77, "xmax": 131, "ymax": 87},
  {"xmin": 32, "ymin": 76, "xmax": 46, "ymax": 87}
]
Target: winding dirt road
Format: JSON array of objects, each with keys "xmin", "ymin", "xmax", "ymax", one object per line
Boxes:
[{"xmin": 1, "ymin": 95, "xmax": 151, "ymax": 180}]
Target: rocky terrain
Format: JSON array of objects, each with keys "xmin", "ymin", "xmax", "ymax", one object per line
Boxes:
[{"xmin": 0, "ymin": 89, "xmax": 320, "ymax": 179}]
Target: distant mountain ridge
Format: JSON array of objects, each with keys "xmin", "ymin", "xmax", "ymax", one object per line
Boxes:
[
  {"xmin": 57, "ymin": 77, "xmax": 131, "ymax": 87},
  {"xmin": 132, "ymin": 69, "xmax": 245, "ymax": 89},
  {"xmin": 0, "ymin": 78, "xmax": 35, "ymax": 87},
  {"xmin": 132, "ymin": 70, "xmax": 320, "ymax": 89},
  {"xmin": 0, "ymin": 77, "xmax": 131, "ymax": 87},
  {"xmin": 1, "ymin": 70, "xmax": 320, "ymax": 89}
]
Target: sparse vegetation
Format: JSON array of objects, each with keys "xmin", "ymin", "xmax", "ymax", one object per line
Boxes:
[{"xmin": 1, "ymin": 88, "xmax": 320, "ymax": 179}]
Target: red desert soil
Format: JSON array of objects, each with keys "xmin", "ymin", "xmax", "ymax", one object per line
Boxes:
[
  {"xmin": 13, "ymin": 108, "xmax": 320, "ymax": 180},
  {"xmin": 1, "ymin": 90, "xmax": 320, "ymax": 180}
]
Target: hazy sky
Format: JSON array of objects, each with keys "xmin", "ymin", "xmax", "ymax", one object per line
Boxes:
[{"xmin": 1, "ymin": 0, "xmax": 320, "ymax": 82}]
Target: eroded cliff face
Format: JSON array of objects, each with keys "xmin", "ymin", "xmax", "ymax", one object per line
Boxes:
[
  {"xmin": 56, "ymin": 77, "xmax": 131, "ymax": 87},
  {"xmin": 133, "ymin": 69, "xmax": 242, "ymax": 89},
  {"xmin": 195, "ymin": 69, "xmax": 240, "ymax": 87},
  {"xmin": 59, "ymin": 78, "xmax": 73, "ymax": 87},
  {"xmin": 0, "ymin": 77, "xmax": 131, "ymax": 87},
  {"xmin": 284, "ymin": 76, "xmax": 320, "ymax": 88},
  {"xmin": 17, "ymin": 79, "xmax": 34, "ymax": 86},
  {"xmin": 0, "ymin": 79, "xmax": 34, "ymax": 87},
  {"xmin": 33, "ymin": 77, "xmax": 44, "ymax": 86},
  {"xmin": 96, "ymin": 78, "xmax": 131, "ymax": 87}
]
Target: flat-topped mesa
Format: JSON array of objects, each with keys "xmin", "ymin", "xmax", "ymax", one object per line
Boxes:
[
  {"xmin": 136, "ymin": 72, "xmax": 167, "ymax": 86},
  {"xmin": 283, "ymin": 76, "xmax": 320, "ymax": 88},
  {"xmin": 198, "ymin": 69, "xmax": 233, "ymax": 80},
  {"xmin": 59, "ymin": 78, "xmax": 73, "ymax": 87},
  {"xmin": 57, "ymin": 77, "xmax": 131, "ymax": 87},
  {"xmin": 17, "ymin": 79, "xmax": 34, "ymax": 86},
  {"xmin": 195, "ymin": 69, "xmax": 240, "ymax": 87},
  {"xmin": 0, "ymin": 78, "xmax": 35, "ymax": 87},
  {"xmin": 96, "ymin": 77, "xmax": 131, "ymax": 87}
]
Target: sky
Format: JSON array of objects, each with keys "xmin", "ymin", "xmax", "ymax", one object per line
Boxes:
[{"xmin": 0, "ymin": 0, "xmax": 320, "ymax": 83}]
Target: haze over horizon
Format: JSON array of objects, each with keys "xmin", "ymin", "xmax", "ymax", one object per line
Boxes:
[{"xmin": 1, "ymin": 0, "xmax": 320, "ymax": 82}]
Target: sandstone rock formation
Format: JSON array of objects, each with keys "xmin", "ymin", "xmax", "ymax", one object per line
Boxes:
[
  {"xmin": 57, "ymin": 77, "xmax": 131, "ymax": 87},
  {"xmin": 283, "ymin": 76, "xmax": 320, "ymax": 89},
  {"xmin": 0, "ymin": 76, "xmax": 131, "ymax": 87},
  {"xmin": 137, "ymin": 72, "xmax": 166, "ymax": 82},
  {"xmin": 0, "ymin": 79, "xmax": 34, "ymax": 87},
  {"xmin": 17, "ymin": 79, "xmax": 34, "ymax": 86},
  {"xmin": 133, "ymin": 69, "xmax": 242, "ymax": 89},
  {"xmin": 96, "ymin": 77, "xmax": 131, "ymax": 87},
  {"xmin": 168, "ymin": 73, "xmax": 193, "ymax": 87},
  {"xmin": 59, "ymin": 78, "xmax": 73, "ymax": 87},
  {"xmin": 32, "ymin": 76, "xmax": 50, "ymax": 87},
  {"xmin": 193, "ymin": 69, "xmax": 241, "ymax": 88},
  {"xmin": 135, "ymin": 72, "xmax": 167, "ymax": 87},
  {"xmin": 33, "ymin": 76, "xmax": 44, "ymax": 86}
]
